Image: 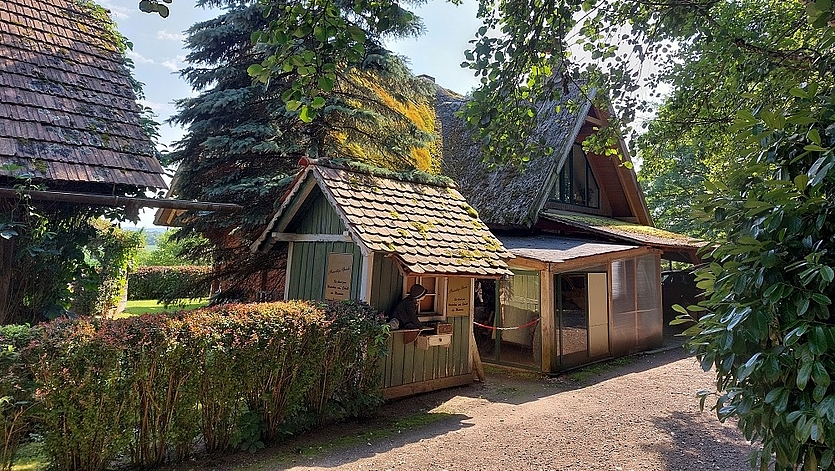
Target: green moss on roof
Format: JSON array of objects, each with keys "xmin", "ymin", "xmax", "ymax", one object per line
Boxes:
[
  {"xmin": 554, "ymin": 213, "xmax": 696, "ymax": 242},
  {"xmin": 461, "ymin": 203, "xmax": 479, "ymax": 219},
  {"xmin": 322, "ymin": 158, "xmax": 457, "ymax": 188}
]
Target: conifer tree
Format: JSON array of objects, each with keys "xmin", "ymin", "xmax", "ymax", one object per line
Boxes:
[{"xmin": 165, "ymin": 0, "xmax": 437, "ymax": 297}]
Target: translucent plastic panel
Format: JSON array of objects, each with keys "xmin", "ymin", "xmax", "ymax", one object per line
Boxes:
[
  {"xmin": 612, "ymin": 258, "xmax": 636, "ymax": 315},
  {"xmin": 637, "ymin": 254, "xmax": 660, "ymax": 312},
  {"xmin": 611, "ymin": 258, "xmax": 637, "ymax": 354}
]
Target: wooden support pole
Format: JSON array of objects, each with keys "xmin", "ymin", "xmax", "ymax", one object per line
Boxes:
[{"xmin": 470, "ymin": 327, "xmax": 485, "ymax": 382}]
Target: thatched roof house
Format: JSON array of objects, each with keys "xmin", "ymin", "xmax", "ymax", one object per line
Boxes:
[
  {"xmin": 435, "ymin": 81, "xmax": 700, "ymax": 263},
  {"xmin": 433, "ymin": 79, "xmax": 703, "ymax": 373}
]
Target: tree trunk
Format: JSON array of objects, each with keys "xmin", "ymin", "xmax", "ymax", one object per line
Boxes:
[{"xmin": 0, "ymin": 239, "xmax": 14, "ymax": 324}]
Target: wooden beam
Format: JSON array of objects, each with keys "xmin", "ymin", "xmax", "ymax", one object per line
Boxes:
[
  {"xmin": 584, "ymin": 115, "xmax": 607, "ymax": 127},
  {"xmin": 383, "ymin": 374, "xmax": 473, "ymax": 400},
  {"xmin": 360, "ymin": 252, "xmax": 373, "ymax": 302},
  {"xmin": 0, "ymin": 187, "xmax": 241, "ymax": 212},
  {"xmin": 283, "ymin": 242, "xmax": 294, "ymax": 300},
  {"xmin": 269, "ymin": 232, "xmax": 352, "ymax": 243},
  {"xmin": 540, "ymin": 268, "xmax": 554, "ymax": 373},
  {"xmin": 548, "ymin": 246, "xmax": 656, "ymax": 274}
]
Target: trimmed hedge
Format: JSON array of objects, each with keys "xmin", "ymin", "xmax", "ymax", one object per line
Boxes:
[
  {"xmin": 128, "ymin": 266, "xmax": 212, "ymax": 301},
  {"xmin": 0, "ymin": 300, "xmax": 387, "ymax": 471}
]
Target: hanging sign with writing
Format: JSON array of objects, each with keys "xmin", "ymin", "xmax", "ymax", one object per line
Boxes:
[
  {"xmin": 325, "ymin": 253, "xmax": 353, "ymax": 300},
  {"xmin": 446, "ymin": 277, "xmax": 471, "ymax": 317}
]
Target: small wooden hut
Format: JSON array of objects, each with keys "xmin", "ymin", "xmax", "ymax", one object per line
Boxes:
[
  {"xmin": 436, "ymin": 81, "xmax": 704, "ymax": 373},
  {"xmin": 251, "ymin": 158, "xmax": 512, "ymax": 398}
]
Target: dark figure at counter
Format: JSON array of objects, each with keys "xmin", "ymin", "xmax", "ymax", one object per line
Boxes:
[{"xmin": 390, "ymin": 284, "xmax": 427, "ymax": 329}]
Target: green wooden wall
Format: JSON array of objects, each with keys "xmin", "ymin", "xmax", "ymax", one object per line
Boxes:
[
  {"xmin": 285, "ymin": 190, "xmax": 365, "ymax": 301},
  {"xmin": 292, "ymin": 190, "xmax": 344, "ymax": 234},
  {"xmin": 282, "ymin": 187, "xmax": 473, "ymax": 397},
  {"xmin": 287, "ymin": 241, "xmax": 363, "ymax": 301},
  {"xmin": 383, "ymin": 315, "xmax": 471, "ymax": 388},
  {"xmin": 370, "ymin": 254, "xmax": 403, "ymax": 313}
]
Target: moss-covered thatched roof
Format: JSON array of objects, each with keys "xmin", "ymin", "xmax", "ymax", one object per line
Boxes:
[{"xmin": 437, "ymin": 83, "xmax": 592, "ymax": 228}]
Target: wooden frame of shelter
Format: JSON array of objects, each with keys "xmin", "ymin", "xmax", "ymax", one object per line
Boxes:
[{"xmin": 251, "ymin": 158, "xmax": 513, "ymax": 399}]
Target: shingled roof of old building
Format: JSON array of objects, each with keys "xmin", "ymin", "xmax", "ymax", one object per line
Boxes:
[
  {"xmin": 0, "ymin": 0, "xmax": 166, "ymax": 192},
  {"xmin": 252, "ymin": 159, "xmax": 513, "ymax": 277}
]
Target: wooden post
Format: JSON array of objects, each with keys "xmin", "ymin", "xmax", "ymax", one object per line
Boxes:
[{"xmin": 470, "ymin": 327, "xmax": 485, "ymax": 382}]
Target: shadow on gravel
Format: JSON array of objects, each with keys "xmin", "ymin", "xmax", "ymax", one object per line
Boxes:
[
  {"xmin": 643, "ymin": 411, "xmax": 755, "ymax": 471},
  {"xmin": 278, "ymin": 412, "xmax": 474, "ymax": 469},
  {"xmin": 388, "ymin": 341, "xmax": 696, "ymax": 408}
]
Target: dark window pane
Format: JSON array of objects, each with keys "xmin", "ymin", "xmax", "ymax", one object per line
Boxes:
[{"xmin": 560, "ymin": 274, "xmax": 588, "ymax": 357}]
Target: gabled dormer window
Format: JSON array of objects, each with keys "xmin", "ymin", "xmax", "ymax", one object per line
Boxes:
[{"xmin": 551, "ymin": 144, "xmax": 600, "ymax": 209}]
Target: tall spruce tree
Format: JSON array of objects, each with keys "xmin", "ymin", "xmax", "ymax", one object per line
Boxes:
[{"xmin": 166, "ymin": 0, "xmax": 437, "ymax": 297}]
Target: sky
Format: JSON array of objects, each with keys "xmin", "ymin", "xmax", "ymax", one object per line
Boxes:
[
  {"xmin": 101, "ymin": 0, "xmax": 485, "ymax": 226},
  {"xmin": 104, "ymin": 0, "xmax": 484, "ymax": 148}
]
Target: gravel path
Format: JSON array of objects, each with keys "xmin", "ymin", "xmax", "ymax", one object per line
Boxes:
[{"xmin": 283, "ymin": 347, "xmax": 755, "ymax": 471}]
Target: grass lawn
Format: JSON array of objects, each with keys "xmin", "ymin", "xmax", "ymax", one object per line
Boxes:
[
  {"xmin": 118, "ymin": 298, "xmax": 209, "ymax": 317},
  {"xmin": 12, "ymin": 443, "xmax": 47, "ymax": 471}
]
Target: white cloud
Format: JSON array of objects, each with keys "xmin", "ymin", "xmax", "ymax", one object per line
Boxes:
[
  {"xmin": 139, "ymin": 99, "xmax": 175, "ymax": 117},
  {"xmin": 161, "ymin": 59, "xmax": 181, "ymax": 72},
  {"xmin": 157, "ymin": 30, "xmax": 186, "ymax": 42},
  {"xmin": 98, "ymin": 1, "xmax": 132, "ymax": 20},
  {"xmin": 126, "ymin": 50, "xmax": 155, "ymax": 65}
]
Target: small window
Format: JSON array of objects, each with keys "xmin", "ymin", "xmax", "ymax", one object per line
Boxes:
[
  {"xmin": 551, "ymin": 144, "xmax": 600, "ymax": 209},
  {"xmin": 405, "ymin": 275, "xmax": 440, "ymax": 314}
]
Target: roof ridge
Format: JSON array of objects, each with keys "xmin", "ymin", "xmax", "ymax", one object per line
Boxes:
[{"xmin": 302, "ymin": 157, "xmax": 458, "ymax": 189}]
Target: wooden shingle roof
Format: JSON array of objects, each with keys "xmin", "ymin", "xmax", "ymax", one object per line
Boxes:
[
  {"xmin": 252, "ymin": 159, "xmax": 513, "ymax": 277},
  {"xmin": 0, "ymin": 0, "xmax": 166, "ymax": 191}
]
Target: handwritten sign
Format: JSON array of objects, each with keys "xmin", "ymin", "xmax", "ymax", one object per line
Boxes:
[
  {"xmin": 325, "ymin": 253, "xmax": 353, "ymax": 301},
  {"xmin": 446, "ymin": 278, "xmax": 471, "ymax": 317}
]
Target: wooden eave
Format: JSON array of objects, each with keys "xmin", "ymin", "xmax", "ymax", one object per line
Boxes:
[
  {"xmin": 250, "ymin": 167, "xmax": 373, "ymax": 256},
  {"xmin": 535, "ymin": 211, "xmax": 703, "ymax": 264},
  {"xmin": 509, "ymin": 245, "xmax": 657, "ymax": 273},
  {"xmin": 0, "ymin": 187, "xmax": 241, "ymax": 213}
]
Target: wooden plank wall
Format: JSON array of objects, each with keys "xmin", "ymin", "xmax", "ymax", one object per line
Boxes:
[
  {"xmin": 285, "ymin": 190, "xmax": 367, "ymax": 301},
  {"xmin": 383, "ymin": 315, "xmax": 472, "ymax": 397},
  {"xmin": 287, "ymin": 241, "xmax": 363, "ymax": 300},
  {"xmin": 369, "ymin": 255, "xmax": 403, "ymax": 313}
]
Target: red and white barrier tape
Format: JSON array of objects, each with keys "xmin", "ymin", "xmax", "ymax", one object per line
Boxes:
[{"xmin": 473, "ymin": 318, "xmax": 540, "ymax": 331}]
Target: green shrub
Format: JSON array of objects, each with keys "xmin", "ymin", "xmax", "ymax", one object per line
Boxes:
[
  {"xmin": 120, "ymin": 314, "xmax": 201, "ymax": 467},
  {"xmin": 31, "ymin": 318, "xmax": 137, "ymax": 471},
  {"xmin": 72, "ymin": 220, "xmax": 144, "ymax": 317},
  {"xmin": 8, "ymin": 300, "xmax": 387, "ymax": 470},
  {"xmin": 0, "ymin": 325, "xmax": 37, "ymax": 471},
  {"xmin": 127, "ymin": 266, "xmax": 211, "ymax": 301}
]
